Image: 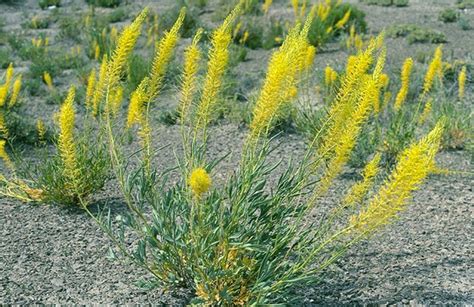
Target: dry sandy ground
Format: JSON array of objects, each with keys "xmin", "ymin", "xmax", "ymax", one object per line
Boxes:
[{"xmin": 1, "ymin": 0, "xmax": 473, "ymax": 304}]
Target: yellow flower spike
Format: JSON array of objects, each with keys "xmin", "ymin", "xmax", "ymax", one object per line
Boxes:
[
  {"xmin": 127, "ymin": 77, "xmax": 149, "ymax": 128},
  {"xmin": 305, "ymin": 45, "xmax": 317, "ymax": 70},
  {"xmin": 324, "ymin": 65, "xmax": 337, "ymax": 86},
  {"xmin": 291, "ymin": 0, "xmax": 299, "ymax": 17},
  {"xmin": 458, "ymin": 66, "xmax": 466, "ymax": 100},
  {"xmin": 92, "ymin": 56, "xmax": 108, "ymax": 116},
  {"xmin": 188, "ymin": 167, "xmax": 212, "ymax": 197},
  {"xmin": 262, "ymin": 0, "xmax": 273, "ymax": 14},
  {"xmin": 85, "ymin": 69, "xmax": 96, "ymax": 110},
  {"xmin": 107, "ymin": 8, "xmax": 148, "ymax": 92},
  {"xmin": 94, "ymin": 43, "xmax": 100, "ymax": 60},
  {"xmin": 5, "ymin": 63, "xmax": 14, "ymax": 87},
  {"xmin": 43, "ymin": 72, "xmax": 54, "ymax": 91},
  {"xmin": 350, "ymin": 120, "xmax": 444, "ymax": 234},
  {"xmin": 147, "ymin": 7, "xmax": 185, "ymax": 101},
  {"xmin": 37, "ymin": 119, "xmax": 46, "ymax": 144},
  {"xmin": 0, "ymin": 139, "xmax": 13, "ymax": 170},
  {"xmin": 110, "ymin": 85, "xmax": 123, "ymax": 117},
  {"xmin": 335, "ymin": 10, "xmax": 351, "ymax": 29},
  {"xmin": 179, "ymin": 29, "xmax": 203, "ymax": 124},
  {"xmin": 344, "ymin": 153, "xmax": 381, "ymax": 206},
  {"xmin": 0, "ymin": 112, "xmax": 9, "ymax": 139},
  {"xmin": 58, "ymin": 87, "xmax": 78, "ymax": 182},
  {"xmin": 9, "ymin": 75, "xmax": 22, "ymax": 108},
  {"xmin": 394, "ymin": 57, "xmax": 413, "ymax": 111},
  {"xmin": 195, "ymin": 4, "xmax": 241, "ymax": 131},
  {"xmin": 380, "ymin": 73, "xmax": 389, "ymax": 89},
  {"xmin": 418, "ymin": 98, "xmax": 432, "ymax": 125},
  {"xmin": 0, "ymin": 85, "xmax": 8, "ymax": 107},
  {"xmin": 422, "ymin": 46, "xmax": 443, "ymax": 95}
]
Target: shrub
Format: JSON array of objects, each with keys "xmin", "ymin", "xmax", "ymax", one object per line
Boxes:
[
  {"xmin": 85, "ymin": 0, "xmax": 122, "ymax": 8},
  {"xmin": 387, "ymin": 24, "xmax": 447, "ymax": 44},
  {"xmin": 38, "ymin": 6, "xmax": 445, "ymax": 305},
  {"xmin": 439, "ymin": 8, "xmax": 459, "ymax": 23}
]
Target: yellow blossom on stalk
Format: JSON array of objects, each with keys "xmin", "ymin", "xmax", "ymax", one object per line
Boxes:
[
  {"xmin": 5, "ymin": 63, "xmax": 14, "ymax": 87},
  {"xmin": 9, "ymin": 76, "xmax": 22, "ymax": 107},
  {"xmin": 85, "ymin": 69, "xmax": 96, "ymax": 109},
  {"xmin": 58, "ymin": 87, "xmax": 78, "ymax": 182},
  {"xmin": 344, "ymin": 153, "xmax": 381, "ymax": 206},
  {"xmin": 92, "ymin": 56, "xmax": 108, "ymax": 115},
  {"xmin": 94, "ymin": 42, "xmax": 100, "ymax": 60},
  {"xmin": 458, "ymin": 66, "xmax": 466, "ymax": 99},
  {"xmin": 37, "ymin": 119, "xmax": 46, "ymax": 143},
  {"xmin": 382, "ymin": 90, "xmax": 392, "ymax": 110},
  {"xmin": 0, "ymin": 85, "xmax": 8, "ymax": 107},
  {"xmin": 291, "ymin": 0, "xmax": 299, "ymax": 17},
  {"xmin": 188, "ymin": 167, "xmax": 212, "ymax": 197},
  {"xmin": 179, "ymin": 29, "xmax": 203, "ymax": 124},
  {"xmin": 422, "ymin": 46, "xmax": 443, "ymax": 95},
  {"xmin": 110, "ymin": 85, "xmax": 123, "ymax": 116},
  {"xmin": 240, "ymin": 31, "xmax": 249, "ymax": 45},
  {"xmin": 0, "ymin": 139, "xmax": 13, "ymax": 170},
  {"xmin": 380, "ymin": 73, "xmax": 389, "ymax": 89},
  {"xmin": 146, "ymin": 8, "xmax": 185, "ymax": 101},
  {"xmin": 317, "ymin": 2, "xmax": 330, "ymax": 21},
  {"xmin": 305, "ymin": 45, "xmax": 317, "ymax": 69},
  {"xmin": 418, "ymin": 98, "xmax": 432, "ymax": 125},
  {"xmin": 195, "ymin": 5, "xmax": 241, "ymax": 130},
  {"xmin": 335, "ymin": 10, "xmax": 351, "ymax": 29},
  {"xmin": 350, "ymin": 120, "xmax": 444, "ymax": 234},
  {"xmin": 249, "ymin": 22, "xmax": 310, "ymax": 138},
  {"xmin": 318, "ymin": 76, "xmax": 379, "ymax": 196},
  {"xmin": 0, "ymin": 112, "xmax": 8, "ymax": 139},
  {"xmin": 127, "ymin": 77, "xmax": 149, "ymax": 127},
  {"xmin": 262, "ymin": 0, "xmax": 273, "ymax": 14},
  {"xmin": 107, "ymin": 8, "xmax": 148, "ymax": 92},
  {"xmin": 43, "ymin": 72, "xmax": 54, "ymax": 91},
  {"xmin": 394, "ymin": 57, "xmax": 413, "ymax": 110},
  {"xmin": 324, "ymin": 65, "xmax": 338, "ymax": 86}
]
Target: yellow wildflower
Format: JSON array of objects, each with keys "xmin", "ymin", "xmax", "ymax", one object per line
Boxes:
[
  {"xmin": 188, "ymin": 167, "xmax": 212, "ymax": 197},
  {"xmin": 0, "ymin": 112, "xmax": 8, "ymax": 139},
  {"xmin": 5, "ymin": 63, "xmax": 13, "ymax": 87},
  {"xmin": 394, "ymin": 57, "xmax": 413, "ymax": 110},
  {"xmin": 335, "ymin": 10, "xmax": 351, "ymax": 29},
  {"xmin": 58, "ymin": 87, "xmax": 78, "ymax": 181},
  {"xmin": 179, "ymin": 29, "xmax": 203, "ymax": 124},
  {"xmin": 0, "ymin": 139, "xmax": 13, "ymax": 170},
  {"xmin": 350, "ymin": 120, "xmax": 444, "ymax": 234},
  {"xmin": 0, "ymin": 85, "xmax": 8, "ymax": 107},
  {"xmin": 92, "ymin": 56, "xmax": 108, "ymax": 115},
  {"xmin": 43, "ymin": 72, "xmax": 54, "ymax": 91},
  {"xmin": 126, "ymin": 77, "xmax": 149, "ymax": 127},
  {"xmin": 458, "ymin": 66, "xmax": 466, "ymax": 100},
  {"xmin": 37, "ymin": 119, "xmax": 46, "ymax": 144},
  {"xmin": 85, "ymin": 69, "xmax": 96, "ymax": 110},
  {"xmin": 344, "ymin": 153, "xmax": 381, "ymax": 205},
  {"xmin": 422, "ymin": 46, "xmax": 443, "ymax": 95},
  {"xmin": 9, "ymin": 76, "xmax": 22, "ymax": 107},
  {"xmin": 418, "ymin": 98, "xmax": 432, "ymax": 125},
  {"xmin": 324, "ymin": 65, "xmax": 338, "ymax": 86},
  {"xmin": 305, "ymin": 45, "xmax": 317, "ymax": 70},
  {"xmin": 262, "ymin": 0, "xmax": 273, "ymax": 14}
]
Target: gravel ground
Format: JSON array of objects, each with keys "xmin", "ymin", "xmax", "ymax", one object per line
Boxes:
[{"xmin": 1, "ymin": 0, "xmax": 474, "ymax": 304}]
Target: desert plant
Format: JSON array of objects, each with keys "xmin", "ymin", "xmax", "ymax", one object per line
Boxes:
[
  {"xmin": 85, "ymin": 0, "xmax": 121, "ymax": 8},
  {"xmin": 53, "ymin": 7, "xmax": 449, "ymax": 305},
  {"xmin": 439, "ymin": 8, "xmax": 459, "ymax": 23},
  {"xmin": 39, "ymin": 0, "xmax": 60, "ymax": 9}
]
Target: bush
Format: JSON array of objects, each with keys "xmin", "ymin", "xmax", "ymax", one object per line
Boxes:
[
  {"xmin": 39, "ymin": 0, "xmax": 60, "ymax": 9},
  {"xmin": 439, "ymin": 8, "xmax": 459, "ymax": 23},
  {"xmin": 85, "ymin": 0, "xmax": 122, "ymax": 8}
]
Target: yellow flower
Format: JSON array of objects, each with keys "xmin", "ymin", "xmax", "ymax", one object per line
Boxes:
[
  {"xmin": 37, "ymin": 119, "xmax": 46, "ymax": 144},
  {"xmin": 179, "ymin": 29, "xmax": 203, "ymax": 124},
  {"xmin": 107, "ymin": 8, "xmax": 148, "ymax": 91},
  {"xmin": 58, "ymin": 87, "xmax": 78, "ymax": 181},
  {"xmin": 394, "ymin": 57, "xmax": 413, "ymax": 110},
  {"xmin": 195, "ymin": 4, "xmax": 240, "ymax": 130},
  {"xmin": 0, "ymin": 85, "xmax": 8, "ymax": 107},
  {"xmin": 344, "ymin": 153, "xmax": 381, "ymax": 205},
  {"xmin": 43, "ymin": 71, "xmax": 54, "ymax": 91},
  {"xmin": 147, "ymin": 8, "xmax": 185, "ymax": 101},
  {"xmin": 458, "ymin": 66, "xmax": 466, "ymax": 100},
  {"xmin": 324, "ymin": 65, "xmax": 338, "ymax": 86},
  {"xmin": 350, "ymin": 120, "xmax": 444, "ymax": 234},
  {"xmin": 422, "ymin": 46, "xmax": 443, "ymax": 95},
  {"xmin": 305, "ymin": 45, "xmax": 317, "ymax": 70},
  {"xmin": 5, "ymin": 63, "xmax": 14, "ymax": 87},
  {"xmin": 335, "ymin": 10, "xmax": 351, "ymax": 29},
  {"xmin": 0, "ymin": 112, "xmax": 9, "ymax": 139},
  {"xmin": 189, "ymin": 167, "xmax": 212, "ymax": 197},
  {"xmin": 418, "ymin": 98, "xmax": 432, "ymax": 125},
  {"xmin": 85, "ymin": 69, "xmax": 96, "ymax": 110},
  {"xmin": 92, "ymin": 56, "xmax": 108, "ymax": 116},
  {"xmin": 0, "ymin": 139, "xmax": 13, "ymax": 170},
  {"xmin": 9, "ymin": 75, "xmax": 22, "ymax": 107},
  {"xmin": 127, "ymin": 77, "xmax": 149, "ymax": 127},
  {"xmin": 262, "ymin": 0, "xmax": 273, "ymax": 14}
]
